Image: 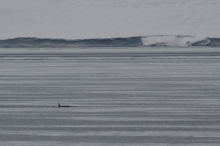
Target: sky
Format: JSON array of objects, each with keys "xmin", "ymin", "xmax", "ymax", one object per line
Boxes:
[{"xmin": 0, "ymin": 0, "xmax": 219, "ymax": 40}]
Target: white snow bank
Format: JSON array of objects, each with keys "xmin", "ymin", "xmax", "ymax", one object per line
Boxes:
[
  {"xmin": 0, "ymin": 0, "xmax": 220, "ymax": 40},
  {"xmin": 141, "ymin": 36, "xmax": 205, "ymax": 47}
]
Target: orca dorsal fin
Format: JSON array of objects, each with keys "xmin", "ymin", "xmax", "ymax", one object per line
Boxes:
[{"xmin": 58, "ymin": 103, "xmax": 61, "ymax": 107}]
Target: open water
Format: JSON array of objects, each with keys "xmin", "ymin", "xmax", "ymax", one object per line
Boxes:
[{"xmin": 0, "ymin": 48, "xmax": 220, "ymax": 146}]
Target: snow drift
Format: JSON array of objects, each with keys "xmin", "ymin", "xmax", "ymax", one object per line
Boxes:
[
  {"xmin": 142, "ymin": 36, "xmax": 220, "ymax": 47},
  {"xmin": 0, "ymin": 36, "xmax": 220, "ymax": 48}
]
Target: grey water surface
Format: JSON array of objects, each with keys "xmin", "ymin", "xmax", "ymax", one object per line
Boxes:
[{"xmin": 0, "ymin": 48, "xmax": 220, "ymax": 146}]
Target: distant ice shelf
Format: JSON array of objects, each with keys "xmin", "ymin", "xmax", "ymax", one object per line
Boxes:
[{"xmin": 0, "ymin": 36, "xmax": 219, "ymax": 48}]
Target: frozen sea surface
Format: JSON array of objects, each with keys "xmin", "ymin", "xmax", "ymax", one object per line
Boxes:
[{"xmin": 0, "ymin": 48, "xmax": 220, "ymax": 146}]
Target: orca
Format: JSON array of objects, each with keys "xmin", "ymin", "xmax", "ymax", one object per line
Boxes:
[{"xmin": 58, "ymin": 103, "xmax": 70, "ymax": 108}]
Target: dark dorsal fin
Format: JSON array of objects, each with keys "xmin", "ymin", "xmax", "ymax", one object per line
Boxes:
[{"xmin": 58, "ymin": 103, "xmax": 69, "ymax": 108}]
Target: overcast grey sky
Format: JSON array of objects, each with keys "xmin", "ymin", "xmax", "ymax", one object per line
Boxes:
[{"xmin": 0, "ymin": 0, "xmax": 219, "ymax": 39}]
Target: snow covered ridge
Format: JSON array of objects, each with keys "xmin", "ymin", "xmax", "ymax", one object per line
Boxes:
[
  {"xmin": 142, "ymin": 36, "xmax": 220, "ymax": 47},
  {"xmin": 0, "ymin": 36, "xmax": 219, "ymax": 48}
]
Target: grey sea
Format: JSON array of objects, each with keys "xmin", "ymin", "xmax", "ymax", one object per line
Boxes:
[{"xmin": 0, "ymin": 48, "xmax": 220, "ymax": 146}]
